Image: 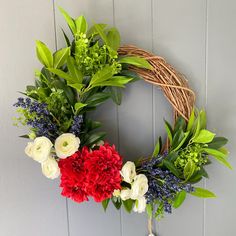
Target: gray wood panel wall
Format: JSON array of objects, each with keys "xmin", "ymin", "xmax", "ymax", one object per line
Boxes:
[{"xmin": 0, "ymin": 0, "xmax": 235, "ymax": 235}]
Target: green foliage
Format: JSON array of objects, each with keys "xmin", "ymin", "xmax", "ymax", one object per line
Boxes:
[
  {"xmin": 190, "ymin": 187, "xmax": 216, "ymax": 198},
  {"xmin": 173, "ymin": 191, "xmax": 186, "ymax": 208},
  {"xmin": 102, "ymin": 198, "xmax": 110, "ymax": 211}
]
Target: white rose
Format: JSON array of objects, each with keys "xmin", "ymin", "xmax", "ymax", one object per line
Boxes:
[
  {"xmin": 120, "ymin": 189, "xmax": 132, "ymax": 201},
  {"xmin": 120, "ymin": 161, "xmax": 136, "ymax": 183},
  {"xmin": 55, "ymin": 133, "xmax": 80, "ymax": 159},
  {"xmin": 41, "ymin": 157, "xmax": 60, "ymax": 179},
  {"xmin": 133, "ymin": 196, "xmax": 147, "ymax": 213},
  {"xmin": 30, "ymin": 137, "xmax": 53, "ymax": 163},
  {"xmin": 131, "ymin": 174, "xmax": 148, "ymax": 199},
  {"xmin": 25, "ymin": 142, "xmax": 34, "ymax": 158}
]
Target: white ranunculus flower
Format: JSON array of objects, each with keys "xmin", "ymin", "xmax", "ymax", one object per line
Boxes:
[
  {"xmin": 120, "ymin": 189, "xmax": 132, "ymax": 201},
  {"xmin": 131, "ymin": 174, "xmax": 148, "ymax": 199},
  {"xmin": 55, "ymin": 133, "xmax": 80, "ymax": 159},
  {"xmin": 30, "ymin": 137, "xmax": 53, "ymax": 163},
  {"xmin": 133, "ymin": 196, "xmax": 147, "ymax": 213},
  {"xmin": 41, "ymin": 157, "xmax": 60, "ymax": 179},
  {"xmin": 25, "ymin": 142, "xmax": 34, "ymax": 158},
  {"xmin": 120, "ymin": 161, "xmax": 136, "ymax": 183}
]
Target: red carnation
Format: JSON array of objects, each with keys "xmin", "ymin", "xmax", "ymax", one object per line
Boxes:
[
  {"xmin": 58, "ymin": 143, "xmax": 122, "ymax": 203},
  {"xmin": 58, "ymin": 148, "xmax": 89, "ymax": 203},
  {"xmin": 85, "ymin": 143, "xmax": 122, "ymax": 202}
]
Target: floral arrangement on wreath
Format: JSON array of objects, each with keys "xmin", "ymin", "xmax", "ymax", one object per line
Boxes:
[{"xmin": 13, "ymin": 7, "xmax": 232, "ymax": 234}]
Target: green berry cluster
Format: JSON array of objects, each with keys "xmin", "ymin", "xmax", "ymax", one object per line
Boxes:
[
  {"xmin": 74, "ymin": 33, "xmax": 121, "ymax": 76},
  {"xmin": 174, "ymin": 144, "xmax": 208, "ymax": 171}
]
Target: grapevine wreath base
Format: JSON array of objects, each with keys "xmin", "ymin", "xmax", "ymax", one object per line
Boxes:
[{"xmin": 13, "ymin": 7, "xmax": 231, "ymax": 236}]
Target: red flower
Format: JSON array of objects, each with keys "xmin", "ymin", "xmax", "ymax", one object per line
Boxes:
[
  {"xmin": 85, "ymin": 144, "xmax": 122, "ymax": 202},
  {"xmin": 58, "ymin": 148, "xmax": 89, "ymax": 203},
  {"xmin": 58, "ymin": 143, "xmax": 122, "ymax": 203}
]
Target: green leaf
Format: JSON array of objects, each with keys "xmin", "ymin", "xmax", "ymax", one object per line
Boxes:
[
  {"xmin": 93, "ymin": 23, "xmax": 109, "ymax": 45},
  {"xmin": 203, "ymin": 148, "xmax": 232, "ymax": 169},
  {"xmin": 51, "ymin": 80, "xmax": 76, "ymax": 105},
  {"xmin": 109, "ymin": 87, "xmax": 122, "ymax": 105},
  {"xmin": 191, "ymin": 116, "xmax": 201, "ymax": 142},
  {"xmin": 190, "ymin": 187, "xmax": 216, "ymax": 198},
  {"xmin": 106, "ymin": 27, "xmax": 120, "ymax": 50},
  {"xmin": 74, "ymin": 102, "xmax": 87, "ymax": 113},
  {"xmin": 172, "ymin": 131, "xmax": 190, "ymax": 152},
  {"xmin": 152, "ymin": 136, "xmax": 162, "ymax": 157},
  {"xmin": 164, "ymin": 120, "xmax": 173, "ymax": 145},
  {"xmin": 36, "ymin": 40, "xmax": 53, "ymax": 68},
  {"xmin": 53, "ymin": 47, "xmax": 70, "ymax": 68},
  {"xmin": 184, "ymin": 160, "xmax": 196, "ymax": 181},
  {"xmin": 120, "ymin": 70, "xmax": 141, "ymax": 82},
  {"xmin": 187, "ymin": 108, "xmax": 195, "ymax": 131},
  {"xmin": 87, "ymin": 23, "xmax": 107, "ymax": 37},
  {"xmin": 75, "ymin": 15, "xmax": 88, "ymax": 34},
  {"xmin": 59, "ymin": 7, "xmax": 76, "ymax": 34},
  {"xmin": 48, "ymin": 68, "xmax": 77, "ymax": 84},
  {"xmin": 146, "ymin": 204, "xmax": 153, "ymax": 218},
  {"xmin": 163, "ymin": 159, "xmax": 181, "ymax": 177},
  {"xmin": 208, "ymin": 137, "xmax": 228, "ymax": 149},
  {"xmin": 67, "ymin": 56, "xmax": 83, "ymax": 83},
  {"xmin": 192, "ymin": 129, "xmax": 215, "ymax": 144},
  {"xmin": 123, "ymin": 199, "xmax": 134, "ymax": 213},
  {"xmin": 91, "ymin": 76, "xmax": 132, "ymax": 88},
  {"xmin": 61, "ymin": 28, "xmax": 71, "ymax": 46},
  {"xmin": 85, "ymin": 92, "xmax": 111, "ymax": 107},
  {"xmin": 102, "ymin": 198, "xmax": 110, "ymax": 211},
  {"xmin": 68, "ymin": 83, "xmax": 84, "ymax": 92},
  {"xmin": 119, "ymin": 56, "xmax": 153, "ymax": 70},
  {"xmin": 171, "ymin": 130, "xmax": 185, "ymax": 150},
  {"xmin": 111, "ymin": 197, "xmax": 122, "ymax": 210},
  {"xmin": 199, "ymin": 110, "xmax": 207, "ymax": 129},
  {"xmin": 84, "ymin": 132, "xmax": 106, "ymax": 147},
  {"xmin": 174, "ymin": 116, "xmax": 186, "ymax": 133},
  {"xmin": 173, "ymin": 191, "xmax": 186, "ymax": 208},
  {"xmin": 90, "ymin": 66, "xmax": 114, "ymax": 86}
]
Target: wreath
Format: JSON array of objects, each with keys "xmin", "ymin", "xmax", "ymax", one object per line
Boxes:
[{"xmin": 13, "ymin": 7, "xmax": 231, "ymax": 236}]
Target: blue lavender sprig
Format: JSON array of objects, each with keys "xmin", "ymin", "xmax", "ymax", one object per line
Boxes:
[
  {"xmin": 141, "ymin": 155, "xmax": 194, "ymax": 215},
  {"xmin": 14, "ymin": 97, "xmax": 58, "ymax": 140},
  {"xmin": 69, "ymin": 115, "xmax": 83, "ymax": 137}
]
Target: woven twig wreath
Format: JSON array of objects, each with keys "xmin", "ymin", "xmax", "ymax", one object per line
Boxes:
[
  {"xmin": 13, "ymin": 7, "xmax": 230, "ymax": 236},
  {"xmin": 119, "ymin": 45, "xmax": 195, "ymax": 121}
]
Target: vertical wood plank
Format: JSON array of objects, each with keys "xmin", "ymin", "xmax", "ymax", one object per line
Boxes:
[
  {"xmin": 206, "ymin": 0, "xmax": 236, "ymax": 235},
  {"xmin": 153, "ymin": 0, "xmax": 207, "ymax": 235},
  {"xmin": 54, "ymin": 1, "xmax": 121, "ymax": 236},
  {"xmin": 114, "ymin": 0, "xmax": 153, "ymax": 235},
  {"xmin": 0, "ymin": 1, "xmax": 68, "ymax": 236}
]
